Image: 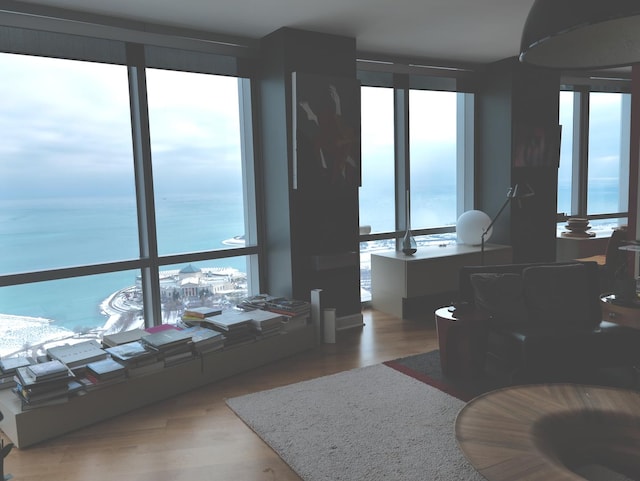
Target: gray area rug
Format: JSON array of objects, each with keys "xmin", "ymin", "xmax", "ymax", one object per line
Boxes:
[{"xmin": 226, "ymin": 364, "xmax": 484, "ymax": 481}]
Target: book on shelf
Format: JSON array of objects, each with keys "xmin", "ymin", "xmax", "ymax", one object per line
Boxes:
[
  {"xmin": 15, "ymin": 389, "xmax": 70, "ymax": 410},
  {"xmin": 15, "ymin": 381, "xmax": 69, "ymax": 403},
  {"xmin": 26, "ymin": 359, "xmax": 71, "ymax": 382},
  {"xmin": 144, "ymin": 324, "xmax": 180, "ymax": 334},
  {"xmin": 179, "ymin": 326, "xmax": 225, "ymax": 354},
  {"xmin": 86, "ymin": 357, "xmax": 127, "ymax": 380},
  {"xmin": 67, "ymin": 379, "xmax": 88, "ymax": 397},
  {"xmin": 15, "ymin": 366, "xmax": 74, "ymax": 399},
  {"xmin": 261, "ymin": 297, "xmax": 311, "ymax": 317},
  {"xmin": 182, "ymin": 306, "xmax": 222, "ymax": 319},
  {"xmin": 104, "ymin": 341, "xmax": 157, "ymax": 365},
  {"xmin": 140, "ymin": 328, "xmax": 193, "ymax": 351},
  {"xmin": 101, "ymin": 328, "xmax": 146, "ymax": 348},
  {"xmin": 237, "ymin": 294, "xmax": 284, "ymax": 311},
  {"xmin": 205, "ymin": 310, "xmax": 253, "ymax": 332},
  {"xmin": 0, "ymin": 356, "xmax": 33, "ymax": 374},
  {"xmin": 248, "ymin": 309, "xmax": 285, "ymax": 331},
  {"xmin": 46, "ymin": 340, "xmax": 108, "ymax": 369},
  {"xmin": 0, "ymin": 376, "xmax": 17, "ymax": 391}
]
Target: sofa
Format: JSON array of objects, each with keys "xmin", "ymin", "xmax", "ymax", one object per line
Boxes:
[{"xmin": 458, "ymin": 261, "xmax": 640, "ymax": 383}]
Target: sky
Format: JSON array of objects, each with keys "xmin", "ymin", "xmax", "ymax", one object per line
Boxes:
[
  {"xmin": 0, "ymin": 52, "xmax": 243, "ymax": 200},
  {"xmin": 0, "ymin": 51, "xmax": 626, "ymax": 217}
]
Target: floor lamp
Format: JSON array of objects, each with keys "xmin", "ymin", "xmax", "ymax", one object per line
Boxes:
[{"xmin": 481, "ymin": 183, "xmax": 535, "ymax": 265}]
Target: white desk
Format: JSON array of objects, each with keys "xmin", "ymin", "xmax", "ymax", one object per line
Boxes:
[{"xmin": 370, "ymin": 243, "xmax": 512, "ymax": 319}]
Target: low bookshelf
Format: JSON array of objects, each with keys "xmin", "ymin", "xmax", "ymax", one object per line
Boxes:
[{"xmin": 0, "ymin": 325, "xmax": 316, "ymax": 448}]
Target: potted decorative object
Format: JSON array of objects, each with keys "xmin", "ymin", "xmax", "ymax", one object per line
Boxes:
[{"xmin": 401, "ymin": 190, "xmax": 417, "ymax": 255}]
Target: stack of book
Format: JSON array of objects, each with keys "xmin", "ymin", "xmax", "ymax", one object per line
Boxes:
[
  {"xmin": 101, "ymin": 328, "xmax": 146, "ymax": 348},
  {"xmin": 83, "ymin": 358, "xmax": 127, "ymax": 388},
  {"xmin": 182, "ymin": 326, "xmax": 226, "ymax": 354},
  {"xmin": 104, "ymin": 340, "xmax": 162, "ymax": 377},
  {"xmin": 263, "ymin": 298, "xmax": 311, "ymax": 332},
  {"xmin": 237, "ymin": 294, "xmax": 283, "ymax": 311},
  {"xmin": 0, "ymin": 356, "xmax": 33, "ymax": 391},
  {"xmin": 263, "ymin": 298, "xmax": 311, "ymax": 318},
  {"xmin": 181, "ymin": 306, "xmax": 222, "ymax": 326},
  {"xmin": 205, "ymin": 310, "xmax": 256, "ymax": 348},
  {"xmin": 13, "ymin": 360, "xmax": 75, "ymax": 410},
  {"xmin": 247, "ymin": 309, "xmax": 285, "ymax": 339},
  {"xmin": 140, "ymin": 327, "xmax": 194, "ymax": 367},
  {"xmin": 46, "ymin": 340, "xmax": 109, "ymax": 373}
]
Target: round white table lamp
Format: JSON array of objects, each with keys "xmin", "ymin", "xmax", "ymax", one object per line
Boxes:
[{"xmin": 456, "ymin": 210, "xmax": 492, "ymax": 246}]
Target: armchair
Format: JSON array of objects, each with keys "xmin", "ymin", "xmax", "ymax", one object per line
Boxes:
[{"xmin": 458, "ymin": 261, "xmax": 640, "ymax": 383}]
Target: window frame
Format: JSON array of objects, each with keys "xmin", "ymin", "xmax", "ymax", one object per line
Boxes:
[
  {"xmin": 357, "ymin": 69, "xmax": 474, "ymax": 247},
  {"xmin": 0, "ymin": 27, "xmax": 260, "ymax": 333},
  {"xmin": 558, "ymin": 77, "xmax": 631, "ymax": 230}
]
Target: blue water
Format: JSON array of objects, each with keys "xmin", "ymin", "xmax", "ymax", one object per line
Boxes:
[
  {"xmin": 0, "ymin": 193, "xmax": 245, "ymax": 331},
  {"xmin": 0, "ymin": 180, "xmax": 623, "ymax": 332}
]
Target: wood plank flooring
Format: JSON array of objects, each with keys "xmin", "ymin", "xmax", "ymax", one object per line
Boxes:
[{"xmin": 2, "ymin": 307, "xmax": 438, "ymax": 481}]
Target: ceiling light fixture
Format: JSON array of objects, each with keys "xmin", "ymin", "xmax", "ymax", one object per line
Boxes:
[{"xmin": 519, "ymin": 0, "xmax": 640, "ymax": 69}]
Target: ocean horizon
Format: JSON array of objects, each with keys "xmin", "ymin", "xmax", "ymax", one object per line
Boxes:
[{"xmin": 0, "ymin": 179, "xmax": 625, "ymax": 351}]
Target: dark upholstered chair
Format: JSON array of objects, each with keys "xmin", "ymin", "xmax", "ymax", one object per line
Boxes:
[{"xmin": 458, "ymin": 261, "xmax": 640, "ymax": 383}]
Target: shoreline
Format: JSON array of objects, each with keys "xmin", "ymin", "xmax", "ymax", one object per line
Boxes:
[{"xmin": 0, "ymin": 265, "xmax": 246, "ymax": 358}]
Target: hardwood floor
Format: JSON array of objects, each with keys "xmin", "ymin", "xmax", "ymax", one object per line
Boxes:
[{"xmin": 3, "ymin": 308, "xmax": 438, "ymax": 481}]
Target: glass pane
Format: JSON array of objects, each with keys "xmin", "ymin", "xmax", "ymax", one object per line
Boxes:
[
  {"xmin": 0, "ymin": 53, "xmax": 138, "ymax": 275},
  {"xmin": 359, "ymin": 86, "xmax": 395, "ymax": 234},
  {"xmin": 588, "ymin": 92, "xmax": 627, "ymax": 215},
  {"xmin": 0, "ymin": 270, "xmax": 141, "ymax": 357},
  {"xmin": 158, "ymin": 259, "xmax": 249, "ymax": 325},
  {"xmin": 146, "ymin": 69, "xmax": 247, "ymax": 256},
  {"xmin": 557, "ymin": 91, "xmax": 574, "ymax": 216},
  {"xmin": 409, "ymin": 90, "xmax": 457, "ymax": 229}
]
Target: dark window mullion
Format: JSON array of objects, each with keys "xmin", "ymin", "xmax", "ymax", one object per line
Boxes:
[{"xmin": 126, "ymin": 43, "xmax": 162, "ymax": 326}]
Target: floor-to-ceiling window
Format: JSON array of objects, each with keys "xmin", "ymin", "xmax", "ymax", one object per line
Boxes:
[
  {"xmin": 358, "ymin": 70, "xmax": 473, "ymax": 302},
  {"xmin": 359, "ymin": 86, "xmax": 395, "ymax": 299},
  {"xmin": 409, "ymin": 89, "xmax": 458, "ymax": 234},
  {"xmin": 558, "ymin": 86, "xmax": 630, "ymax": 234},
  {"xmin": 0, "ymin": 31, "xmax": 258, "ymax": 357}
]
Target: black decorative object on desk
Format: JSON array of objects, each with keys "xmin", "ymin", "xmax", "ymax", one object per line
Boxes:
[{"xmin": 401, "ymin": 190, "xmax": 417, "ymax": 256}]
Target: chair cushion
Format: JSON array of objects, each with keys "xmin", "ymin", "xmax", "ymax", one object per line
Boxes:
[
  {"xmin": 521, "ymin": 263, "xmax": 593, "ymax": 329},
  {"xmin": 469, "ymin": 273, "xmax": 528, "ymax": 327}
]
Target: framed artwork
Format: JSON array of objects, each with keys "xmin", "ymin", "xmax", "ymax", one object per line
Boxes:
[
  {"xmin": 513, "ymin": 123, "xmax": 562, "ymax": 168},
  {"xmin": 292, "ymin": 72, "xmax": 361, "ymax": 190}
]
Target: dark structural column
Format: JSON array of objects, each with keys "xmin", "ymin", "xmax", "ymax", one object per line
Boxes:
[
  {"xmin": 475, "ymin": 57, "xmax": 560, "ymax": 263},
  {"xmin": 257, "ymin": 28, "xmax": 361, "ymax": 318}
]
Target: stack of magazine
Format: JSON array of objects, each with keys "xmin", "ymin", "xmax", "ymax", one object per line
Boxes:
[
  {"xmin": 13, "ymin": 360, "xmax": 75, "ymax": 410},
  {"xmin": 84, "ymin": 357, "xmax": 127, "ymax": 388},
  {"xmin": 140, "ymin": 327, "xmax": 195, "ymax": 367},
  {"xmin": 246, "ymin": 309, "xmax": 285, "ymax": 339},
  {"xmin": 181, "ymin": 326, "xmax": 225, "ymax": 354},
  {"xmin": 104, "ymin": 340, "xmax": 162, "ymax": 377},
  {"xmin": 0, "ymin": 356, "xmax": 33, "ymax": 391},
  {"xmin": 46, "ymin": 340, "xmax": 109, "ymax": 374},
  {"xmin": 205, "ymin": 310, "xmax": 256, "ymax": 348}
]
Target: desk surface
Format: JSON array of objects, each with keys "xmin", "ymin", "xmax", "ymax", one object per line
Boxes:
[
  {"xmin": 370, "ymin": 244, "xmax": 512, "ymax": 319},
  {"xmin": 371, "ymin": 243, "xmax": 511, "ymax": 262}
]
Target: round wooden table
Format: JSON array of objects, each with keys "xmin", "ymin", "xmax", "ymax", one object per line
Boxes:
[{"xmin": 455, "ymin": 384, "xmax": 640, "ymax": 480}]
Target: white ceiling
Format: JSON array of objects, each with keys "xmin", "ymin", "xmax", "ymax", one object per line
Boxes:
[{"xmin": 8, "ymin": 0, "xmax": 538, "ymax": 66}]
